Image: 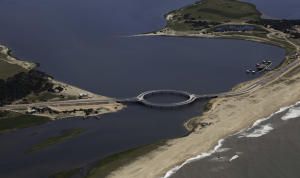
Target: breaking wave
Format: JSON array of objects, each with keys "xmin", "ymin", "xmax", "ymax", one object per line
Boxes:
[
  {"xmin": 162, "ymin": 101, "xmax": 300, "ymax": 178},
  {"xmin": 281, "ymin": 106, "xmax": 300, "ymax": 121},
  {"xmin": 162, "ymin": 139, "xmax": 224, "ymax": 178},
  {"xmin": 239, "ymin": 124, "xmax": 274, "ymax": 138},
  {"xmin": 236, "ymin": 104, "xmax": 292, "ymax": 138},
  {"xmin": 229, "ymin": 155, "xmax": 239, "ymax": 162}
]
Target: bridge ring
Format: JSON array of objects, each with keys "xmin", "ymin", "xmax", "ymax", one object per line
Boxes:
[{"xmin": 136, "ymin": 90, "xmax": 197, "ymax": 108}]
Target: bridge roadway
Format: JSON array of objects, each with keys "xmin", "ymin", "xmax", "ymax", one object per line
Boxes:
[
  {"xmin": 116, "ymin": 84, "xmax": 260, "ymax": 108},
  {"xmin": 1, "ymin": 56, "xmax": 300, "ymax": 110},
  {"xmin": 117, "ymin": 90, "xmax": 218, "ymax": 108}
]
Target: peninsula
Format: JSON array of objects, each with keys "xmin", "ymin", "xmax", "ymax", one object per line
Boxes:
[{"xmin": 0, "ymin": 44, "xmax": 123, "ymax": 132}]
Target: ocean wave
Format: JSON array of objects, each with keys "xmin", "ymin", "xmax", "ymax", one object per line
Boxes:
[
  {"xmin": 233, "ymin": 105, "xmax": 290, "ymax": 137},
  {"xmin": 162, "ymin": 101, "xmax": 300, "ymax": 178},
  {"xmin": 239, "ymin": 124, "xmax": 274, "ymax": 138},
  {"xmin": 251, "ymin": 105, "xmax": 290, "ymax": 127},
  {"xmin": 281, "ymin": 106, "xmax": 300, "ymax": 121},
  {"xmin": 216, "ymin": 147, "xmax": 231, "ymax": 153},
  {"xmin": 162, "ymin": 139, "xmax": 224, "ymax": 178},
  {"xmin": 236, "ymin": 105, "xmax": 292, "ymax": 138},
  {"xmin": 229, "ymin": 155, "xmax": 239, "ymax": 162}
]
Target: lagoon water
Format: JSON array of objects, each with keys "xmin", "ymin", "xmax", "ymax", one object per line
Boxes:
[
  {"xmin": 245, "ymin": 0, "xmax": 300, "ymax": 19},
  {"xmin": 0, "ymin": 0, "xmax": 292, "ymax": 177}
]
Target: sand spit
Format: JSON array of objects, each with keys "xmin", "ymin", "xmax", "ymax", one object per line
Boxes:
[
  {"xmin": 0, "ymin": 44, "xmax": 124, "ymax": 119},
  {"xmin": 0, "ymin": 44, "xmax": 36, "ymax": 70}
]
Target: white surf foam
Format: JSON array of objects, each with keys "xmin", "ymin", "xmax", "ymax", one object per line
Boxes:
[
  {"xmin": 252, "ymin": 106, "xmax": 290, "ymax": 127},
  {"xmin": 234, "ymin": 105, "xmax": 290, "ymax": 137},
  {"xmin": 162, "ymin": 101, "xmax": 300, "ymax": 178},
  {"xmin": 216, "ymin": 148, "xmax": 231, "ymax": 153},
  {"xmin": 281, "ymin": 107, "xmax": 300, "ymax": 121},
  {"xmin": 229, "ymin": 155, "xmax": 239, "ymax": 162},
  {"xmin": 239, "ymin": 124, "xmax": 274, "ymax": 138},
  {"xmin": 162, "ymin": 139, "xmax": 224, "ymax": 178},
  {"xmin": 236, "ymin": 105, "xmax": 293, "ymax": 138}
]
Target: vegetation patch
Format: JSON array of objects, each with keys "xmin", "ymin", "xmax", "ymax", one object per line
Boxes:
[
  {"xmin": 0, "ymin": 59, "xmax": 27, "ymax": 80},
  {"xmin": 47, "ymin": 141, "xmax": 167, "ymax": 178},
  {"xmin": 49, "ymin": 168, "xmax": 81, "ymax": 178},
  {"xmin": 86, "ymin": 141, "xmax": 167, "ymax": 178},
  {"xmin": 0, "ymin": 111, "xmax": 49, "ymax": 133},
  {"xmin": 23, "ymin": 92, "xmax": 60, "ymax": 103},
  {"xmin": 27, "ymin": 128, "xmax": 85, "ymax": 153},
  {"xmin": 167, "ymin": 0, "xmax": 261, "ymax": 30},
  {"xmin": 0, "ymin": 70, "xmax": 53, "ymax": 106}
]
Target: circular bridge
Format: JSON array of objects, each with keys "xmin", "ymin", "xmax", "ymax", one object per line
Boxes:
[{"xmin": 136, "ymin": 90, "xmax": 198, "ymax": 108}]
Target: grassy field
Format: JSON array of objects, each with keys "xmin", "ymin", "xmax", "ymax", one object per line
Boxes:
[
  {"xmin": 27, "ymin": 128, "xmax": 85, "ymax": 153},
  {"xmin": 86, "ymin": 141, "xmax": 166, "ymax": 178},
  {"xmin": 172, "ymin": 0, "xmax": 260, "ymax": 22},
  {"xmin": 167, "ymin": 0, "xmax": 261, "ymax": 30},
  {"xmin": 50, "ymin": 168, "xmax": 81, "ymax": 178},
  {"xmin": 0, "ymin": 59, "xmax": 27, "ymax": 80},
  {"xmin": 0, "ymin": 111, "xmax": 49, "ymax": 133},
  {"xmin": 24, "ymin": 92, "xmax": 60, "ymax": 103},
  {"xmin": 47, "ymin": 141, "xmax": 166, "ymax": 178}
]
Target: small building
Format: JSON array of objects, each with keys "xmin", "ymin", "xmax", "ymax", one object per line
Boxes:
[
  {"xmin": 26, "ymin": 107, "xmax": 37, "ymax": 114},
  {"xmin": 79, "ymin": 93, "xmax": 89, "ymax": 99}
]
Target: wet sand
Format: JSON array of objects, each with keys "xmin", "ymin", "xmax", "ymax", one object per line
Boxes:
[{"xmin": 171, "ymin": 103, "xmax": 300, "ymax": 178}]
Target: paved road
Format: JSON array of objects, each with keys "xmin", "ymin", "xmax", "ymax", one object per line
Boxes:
[{"xmin": 0, "ymin": 98, "xmax": 117, "ymax": 110}]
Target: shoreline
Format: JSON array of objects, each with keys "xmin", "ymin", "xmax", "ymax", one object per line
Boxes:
[
  {"xmin": 107, "ymin": 61, "xmax": 300, "ymax": 178},
  {"xmin": 1, "ymin": 0, "xmax": 300, "ymax": 177},
  {"xmin": 163, "ymin": 101, "xmax": 298, "ymax": 178},
  {"xmin": 131, "ymin": 27, "xmax": 296, "ymax": 55},
  {"xmin": 0, "ymin": 44, "xmax": 36, "ymax": 70},
  {"xmin": 106, "ymin": 1, "xmax": 300, "ymax": 177},
  {"xmin": 131, "ymin": 27, "xmax": 297, "ymax": 132},
  {"xmin": 0, "ymin": 44, "xmax": 124, "ymax": 119}
]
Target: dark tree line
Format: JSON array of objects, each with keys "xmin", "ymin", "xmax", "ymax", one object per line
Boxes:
[
  {"xmin": 249, "ymin": 19, "xmax": 300, "ymax": 38},
  {"xmin": 257, "ymin": 19, "xmax": 300, "ymax": 32},
  {"xmin": 249, "ymin": 19, "xmax": 300, "ymax": 32},
  {"xmin": 0, "ymin": 70, "xmax": 53, "ymax": 106}
]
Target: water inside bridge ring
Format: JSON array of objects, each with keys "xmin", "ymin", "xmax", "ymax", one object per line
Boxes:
[{"xmin": 138, "ymin": 90, "xmax": 197, "ymax": 108}]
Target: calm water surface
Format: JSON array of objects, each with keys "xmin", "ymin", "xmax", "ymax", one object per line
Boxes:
[
  {"xmin": 244, "ymin": 0, "xmax": 300, "ymax": 19},
  {"xmin": 0, "ymin": 0, "xmax": 288, "ymax": 177}
]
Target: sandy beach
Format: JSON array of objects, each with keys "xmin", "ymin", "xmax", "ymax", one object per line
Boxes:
[
  {"xmin": 0, "ymin": 44, "xmax": 36, "ymax": 70},
  {"xmin": 107, "ymin": 8, "xmax": 300, "ymax": 176},
  {"xmin": 107, "ymin": 54, "xmax": 300, "ymax": 178}
]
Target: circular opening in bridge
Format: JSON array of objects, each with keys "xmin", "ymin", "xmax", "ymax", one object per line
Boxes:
[
  {"xmin": 144, "ymin": 93, "xmax": 190, "ymax": 104},
  {"xmin": 138, "ymin": 90, "xmax": 197, "ymax": 108}
]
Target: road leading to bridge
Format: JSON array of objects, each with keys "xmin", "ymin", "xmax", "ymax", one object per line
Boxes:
[{"xmin": 1, "ymin": 54, "xmax": 300, "ymax": 110}]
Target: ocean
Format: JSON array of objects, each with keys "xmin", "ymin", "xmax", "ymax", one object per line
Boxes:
[{"xmin": 168, "ymin": 102, "xmax": 300, "ymax": 178}]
